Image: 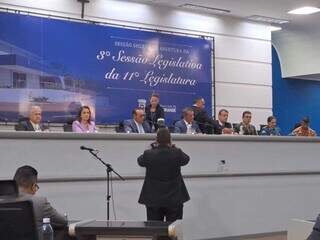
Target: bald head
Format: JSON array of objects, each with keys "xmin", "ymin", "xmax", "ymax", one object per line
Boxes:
[{"xmin": 29, "ymin": 106, "xmax": 42, "ymax": 124}]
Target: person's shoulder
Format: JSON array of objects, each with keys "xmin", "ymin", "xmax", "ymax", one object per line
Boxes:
[
  {"xmin": 17, "ymin": 120, "xmax": 29, "ymax": 127},
  {"xmin": 124, "ymin": 119, "xmax": 133, "ymax": 125},
  {"xmin": 212, "ymin": 120, "xmax": 219, "ymax": 125},
  {"xmin": 293, "ymin": 126, "xmax": 301, "ymax": 132},
  {"xmin": 72, "ymin": 120, "xmax": 80, "ymax": 125},
  {"xmin": 145, "ymin": 105, "xmax": 151, "ymax": 111},
  {"xmin": 175, "ymin": 119, "xmax": 183, "ymax": 125},
  {"xmin": 19, "ymin": 193, "xmax": 47, "ymax": 205}
]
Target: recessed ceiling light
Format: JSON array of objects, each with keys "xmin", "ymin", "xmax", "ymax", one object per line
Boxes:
[
  {"xmin": 288, "ymin": 6, "xmax": 320, "ymax": 15},
  {"xmin": 180, "ymin": 4, "xmax": 231, "ymax": 15},
  {"xmin": 270, "ymin": 26, "xmax": 282, "ymax": 32},
  {"xmin": 247, "ymin": 15, "xmax": 290, "ymax": 24}
]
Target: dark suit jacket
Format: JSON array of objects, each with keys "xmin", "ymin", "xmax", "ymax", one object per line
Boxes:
[
  {"xmin": 15, "ymin": 120, "xmax": 46, "ymax": 131},
  {"xmin": 307, "ymin": 214, "xmax": 320, "ymax": 240},
  {"xmin": 123, "ymin": 119, "xmax": 151, "ymax": 133},
  {"xmin": 138, "ymin": 146, "xmax": 190, "ymax": 207},
  {"xmin": 212, "ymin": 120, "xmax": 232, "ymax": 134},
  {"xmin": 191, "ymin": 106, "xmax": 213, "ymax": 134},
  {"xmin": 145, "ymin": 104, "xmax": 165, "ymax": 131},
  {"xmin": 174, "ymin": 120, "xmax": 201, "ymax": 134}
]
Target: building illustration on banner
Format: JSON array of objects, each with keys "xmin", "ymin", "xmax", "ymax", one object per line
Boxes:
[{"xmin": 0, "ymin": 40, "xmax": 97, "ymax": 122}]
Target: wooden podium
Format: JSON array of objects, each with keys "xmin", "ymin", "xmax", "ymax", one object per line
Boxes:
[{"xmin": 68, "ymin": 220, "xmax": 183, "ymax": 240}]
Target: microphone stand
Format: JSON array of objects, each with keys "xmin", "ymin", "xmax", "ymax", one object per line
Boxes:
[{"xmin": 87, "ymin": 149, "xmax": 125, "ymax": 220}]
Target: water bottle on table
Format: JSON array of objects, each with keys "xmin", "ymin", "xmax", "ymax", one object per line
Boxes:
[{"xmin": 42, "ymin": 217, "xmax": 53, "ymax": 240}]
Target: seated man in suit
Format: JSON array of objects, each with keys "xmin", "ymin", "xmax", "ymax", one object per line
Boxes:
[
  {"xmin": 174, "ymin": 107, "xmax": 201, "ymax": 134},
  {"xmin": 212, "ymin": 109, "xmax": 233, "ymax": 134},
  {"xmin": 14, "ymin": 165, "xmax": 67, "ymax": 231},
  {"xmin": 15, "ymin": 106, "xmax": 46, "ymax": 131},
  {"xmin": 191, "ymin": 97, "xmax": 213, "ymax": 134},
  {"xmin": 234, "ymin": 111, "xmax": 257, "ymax": 135},
  {"xmin": 124, "ymin": 108, "xmax": 151, "ymax": 133}
]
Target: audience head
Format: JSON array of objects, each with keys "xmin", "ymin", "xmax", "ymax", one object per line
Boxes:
[
  {"xmin": 156, "ymin": 128, "xmax": 172, "ymax": 147},
  {"xmin": 29, "ymin": 106, "xmax": 42, "ymax": 124},
  {"xmin": 267, "ymin": 116, "xmax": 277, "ymax": 129},
  {"xmin": 77, "ymin": 106, "xmax": 92, "ymax": 124},
  {"xmin": 218, "ymin": 109, "xmax": 229, "ymax": 123},
  {"xmin": 150, "ymin": 93, "xmax": 160, "ymax": 108},
  {"xmin": 133, "ymin": 108, "xmax": 145, "ymax": 124},
  {"xmin": 194, "ymin": 97, "xmax": 205, "ymax": 109},
  {"xmin": 242, "ymin": 111, "xmax": 252, "ymax": 125},
  {"xmin": 13, "ymin": 165, "xmax": 39, "ymax": 195},
  {"xmin": 182, "ymin": 107, "xmax": 194, "ymax": 124},
  {"xmin": 301, "ymin": 117, "xmax": 310, "ymax": 130}
]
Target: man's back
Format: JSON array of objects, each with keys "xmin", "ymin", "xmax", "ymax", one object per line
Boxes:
[
  {"xmin": 191, "ymin": 106, "xmax": 212, "ymax": 134},
  {"xmin": 138, "ymin": 146, "xmax": 190, "ymax": 207},
  {"xmin": 18, "ymin": 193, "xmax": 67, "ymax": 230}
]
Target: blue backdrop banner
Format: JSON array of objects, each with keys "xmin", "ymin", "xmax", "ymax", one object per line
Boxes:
[{"xmin": 0, "ymin": 12, "xmax": 213, "ymax": 124}]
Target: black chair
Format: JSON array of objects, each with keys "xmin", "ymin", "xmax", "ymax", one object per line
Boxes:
[
  {"xmin": 260, "ymin": 124, "xmax": 267, "ymax": 131},
  {"xmin": 0, "ymin": 180, "xmax": 18, "ymax": 199},
  {"xmin": 115, "ymin": 120, "xmax": 125, "ymax": 133},
  {"xmin": 168, "ymin": 120, "xmax": 179, "ymax": 133},
  {"xmin": 14, "ymin": 117, "xmax": 29, "ymax": 131},
  {"xmin": 63, "ymin": 117, "xmax": 75, "ymax": 132},
  {"xmin": 0, "ymin": 200, "xmax": 39, "ymax": 240}
]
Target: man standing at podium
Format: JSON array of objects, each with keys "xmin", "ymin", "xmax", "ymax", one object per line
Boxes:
[{"xmin": 138, "ymin": 128, "xmax": 190, "ymax": 222}]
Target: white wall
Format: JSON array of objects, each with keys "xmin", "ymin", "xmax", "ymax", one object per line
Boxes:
[
  {"xmin": 0, "ymin": 0, "xmax": 272, "ymax": 126},
  {"xmin": 273, "ymin": 23, "xmax": 320, "ymax": 79}
]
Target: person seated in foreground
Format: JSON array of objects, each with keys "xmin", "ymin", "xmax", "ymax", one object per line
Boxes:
[
  {"xmin": 72, "ymin": 106, "xmax": 97, "ymax": 133},
  {"xmin": 124, "ymin": 108, "xmax": 151, "ymax": 133},
  {"xmin": 260, "ymin": 116, "xmax": 281, "ymax": 136},
  {"xmin": 174, "ymin": 107, "xmax": 201, "ymax": 134},
  {"xmin": 15, "ymin": 106, "xmax": 46, "ymax": 132},
  {"xmin": 14, "ymin": 165, "xmax": 67, "ymax": 231},
  {"xmin": 290, "ymin": 117, "xmax": 316, "ymax": 137},
  {"xmin": 234, "ymin": 111, "xmax": 257, "ymax": 135},
  {"xmin": 212, "ymin": 109, "xmax": 233, "ymax": 134}
]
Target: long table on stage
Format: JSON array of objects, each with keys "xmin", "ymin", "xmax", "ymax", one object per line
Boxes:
[{"xmin": 1, "ymin": 132, "xmax": 320, "ymax": 239}]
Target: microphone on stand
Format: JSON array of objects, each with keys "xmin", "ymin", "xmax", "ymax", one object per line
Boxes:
[{"xmin": 80, "ymin": 146, "xmax": 96, "ymax": 152}]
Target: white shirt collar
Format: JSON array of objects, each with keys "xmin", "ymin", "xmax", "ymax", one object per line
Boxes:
[
  {"xmin": 184, "ymin": 119, "xmax": 192, "ymax": 127},
  {"xmin": 30, "ymin": 120, "xmax": 41, "ymax": 131},
  {"xmin": 134, "ymin": 120, "xmax": 144, "ymax": 134}
]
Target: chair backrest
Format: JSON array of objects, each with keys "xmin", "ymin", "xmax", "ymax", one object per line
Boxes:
[
  {"xmin": 115, "ymin": 120, "xmax": 125, "ymax": 133},
  {"xmin": 0, "ymin": 200, "xmax": 39, "ymax": 240},
  {"xmin": 0, "ymin": 180, "xmax": 18, "ymax": 199}
]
